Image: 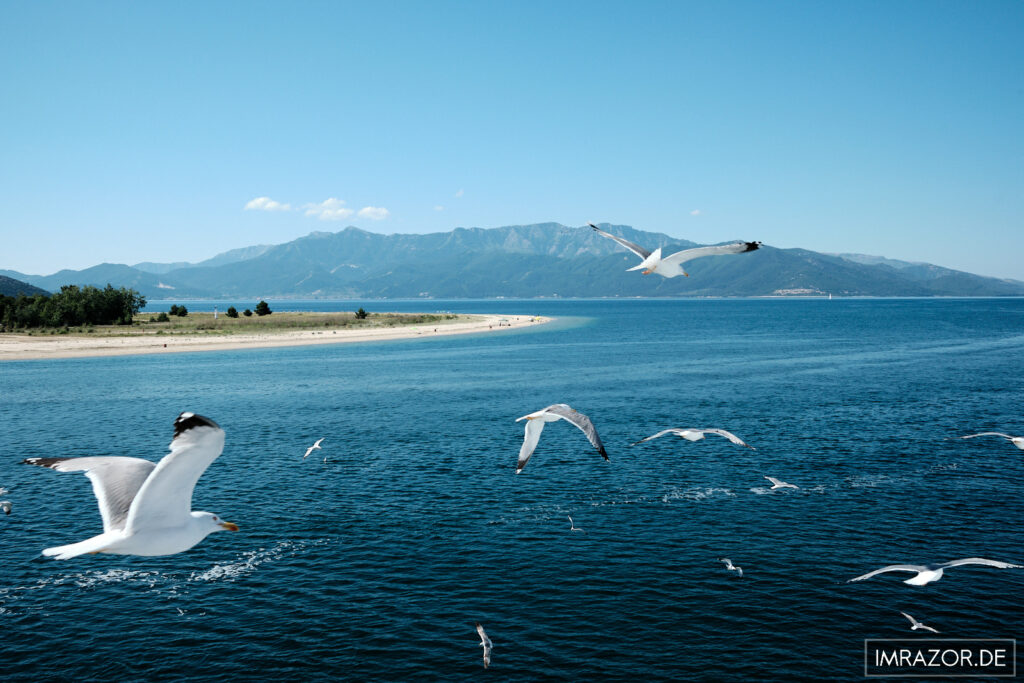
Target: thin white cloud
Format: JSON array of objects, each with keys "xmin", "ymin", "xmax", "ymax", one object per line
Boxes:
[
  {"xmin": 454, "ymin": 188, "xmax": 464, "ymax": 198},
  {"xmin": 690, "ymin": 209, "xmax": 701, "ymax": 216},
  {"xmin": 304, "ymin": 198, "xmax": 354, "ymax": 221},
  {"xmin": 244, "ymin": 196, "xmax": 291, "ymax": 211},
  {"xmin": 434, "ymin": 205, "xmax": 445, "ymax": 211},
  {"xmin": 357, "ymin": 206, "xmax": 390, "ymax": 220}
]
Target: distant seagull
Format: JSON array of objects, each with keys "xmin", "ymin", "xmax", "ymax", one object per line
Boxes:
[
  {"xmin": 303, "ymin": 438, "xmax": 325, "ymax": 459},
  {"xmin": 475, "ymin": 622, "xmax": 492, "ymax": 669},
  {"xmin": 1, "ymin": 501, "xmax": 11, "ymax": 516},
  {"xmin": 718, "ymin": 557, "xmax": 743, "ymax": 577},
  {"xmin": 515, "ymin": 404, "xmax": 608, "ymax": 474},
  {"xmin": 0, "ymin": 487, "xmax": 8, "ymax": 495},
  {"xmin": 22, "ymin": 412, "xmax": 239, "ymax": 559},
  {"xmin": 901, "ymin": 612, "xmax": 939, "ymax": 633},
  {"xmin": 849, "ymin": 558, "xmax": 1024, "ymax": 586},
  {"xmin": 589, "ymin": 223, "xmax": 760, "ymax": 278},
  {"xmin": 953, "ymin": 432, "xmax": 1024, "ymax": 450},
  {"xmin": 633, "ymin": 428, "xmax": 755, "ymax": 449},
  {"xmin": 764, "ymin": 476, "xmax": 798, "ymax": 490},
  {"xmin": 568, "ymin": 515, "xmax": 584, "ymax": 532}
]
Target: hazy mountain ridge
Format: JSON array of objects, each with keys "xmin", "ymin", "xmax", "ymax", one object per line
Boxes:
[{"xmin": 4, "ymin": 224, "xmax": 1023, "ymax": 299}]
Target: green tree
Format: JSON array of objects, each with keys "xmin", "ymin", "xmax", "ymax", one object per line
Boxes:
[
  {"xmin": 355, "ymin": 307, "xmax": 368, "ymax": 319},
  {"xmin": 156, "ymin": 312, "xmax": 170, "ymax": 322},
  {"xmin": 226, "ymin": 306, "xmax": 238, "ymax": 318},
  {"xmin": 243, "ymin": 308, "xmax": 253, "ymax": 317},
  {"xmin": 168, "ymin": 304, "xmax": 180, "ymax": 316},
  {"xmin": 175, "ymin": 305, "xmax": 188, "ymax": 317},
  {"xmin": 255, "ymin": 300, "xmax": 271, "ymax": 316}
]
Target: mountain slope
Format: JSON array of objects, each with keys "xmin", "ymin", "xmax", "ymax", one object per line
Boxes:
[
  {"xmin": 0, "ymin": 274, "xmax": 49, "ymax": 297},
  {"xmin": 6, "ymin": 224, "xmax": 1022, "ymax": 298}
]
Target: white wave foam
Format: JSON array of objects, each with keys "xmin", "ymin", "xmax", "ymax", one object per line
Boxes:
[
  {"xmin": 661, "ymin": 487, "xmax": 736, "ymax": 503},
  {"xmin": 189, "ymin": 539, "xmax": 328, "ymax": 583}
]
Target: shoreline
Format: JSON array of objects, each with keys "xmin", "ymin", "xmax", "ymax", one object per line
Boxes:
[{"xmin": 0, "ymin": 314, "xmax": 549, "ymax": 361}]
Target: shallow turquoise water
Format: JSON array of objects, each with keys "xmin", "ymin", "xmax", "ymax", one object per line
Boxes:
[{"xmin": 1, "ymin": 299, "xmax": 1022, "ymax": 680}]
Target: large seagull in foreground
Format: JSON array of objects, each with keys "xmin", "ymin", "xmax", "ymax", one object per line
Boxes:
[
  {"xmin": 23, "ymin": 412, "xmax": 238, "ymax": 559},
  {"xmin": 589, "ymin": 223, "xmax": 760, "ymax": 278},
  {"xmin": 848, "ymin": 558, "xmax": 1023, "ymax": 586},
  {"xmin": 515, "ymin": 404, "xmax": 607, "ymax": 474}
]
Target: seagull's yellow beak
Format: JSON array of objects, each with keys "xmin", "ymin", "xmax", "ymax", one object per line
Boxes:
[
  {"xmin": 220, "ymin": 521, "xmax": 239, "ymax": 531},
  {"xmin": 642, "ymin": 269, "xmax": 652, "ymax": 275}
]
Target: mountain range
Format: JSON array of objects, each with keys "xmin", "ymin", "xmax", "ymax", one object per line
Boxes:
[{"xmin": 4, "ymin": 223, "xmax": 1023, "ymax": 299}]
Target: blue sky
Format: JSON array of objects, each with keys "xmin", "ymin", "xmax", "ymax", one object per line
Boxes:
[{"xmin": 2, "ymin": 1, "xmax": 1022, "ymax": 279}]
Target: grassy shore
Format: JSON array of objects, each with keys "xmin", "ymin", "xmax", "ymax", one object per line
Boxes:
[{"xmin": 13, "ymin": 311, "xmax": 468, "ymax": 338}]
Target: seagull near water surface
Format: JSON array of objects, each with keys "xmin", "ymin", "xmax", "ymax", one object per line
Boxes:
[
  {"xmin": 848, "ymin": 558, "xmax": 1023, "ymax": 586},
  {"xmin": 515, "ymin": 404, "xmax": 607, "ymax": 474},
  {"xmin": 719, "ymin": 557, "xmax": 743, "ymax": 577},
  {"xmin": 23, "ymin": 412, "xmax": 238, "ymax": 559},
  {"xmin": 588, "ymin": 223, "xmax": 760, "ymax": 278},
  {"xmin": 633, "ymin": 428, "xmax": 755, "ymax": 449},
  {"xmin": 475, "ymin": 623, "xmax": 492, "ymax": 669},
  {"xmin": 901, "ymin": 612, "xmax": 939, "ymax": 633},
  {"xmin": 953, "ymin": 432, "xmax": 1024, "ymax": 450},
  {"xmin": 764, "ymin": 476, "xmax": 798, "ymax": 490},
  {"xmin": 303, "ymin": 438, "xmax": 325, "ymax": 459}
]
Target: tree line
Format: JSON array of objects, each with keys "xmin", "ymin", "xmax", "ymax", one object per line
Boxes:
[{"xmin": 0, "ymin": 285, "xmax": 146, "ymax": 330}]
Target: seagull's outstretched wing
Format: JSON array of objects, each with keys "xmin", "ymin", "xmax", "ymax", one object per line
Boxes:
[
  {"xmin": 848, "ymin": 564, "xmax": 927, "ymax": 582},
  {"xmin": 661, "ymin": 241, "xmax": 760, "ymax": 267},
  {"xmin": 901, "ymin": 612, "xmax": 920, "ymax": 627},
  {"xmin": 764, "ymin": 476, "xmax": 784, "ymax": 486},
  {"xmin": 631, "ymin": 429, "xmax": 680, "ymax": 446},
  {"xmin": 703, "ymin": 429, "xmax": 755, "ymax": 449},
  {"xmin": 23, "ymin": 456, "xmax": 155, "ymax": 532},
  {"xmin": 941, "ymin": 558, "xmax": 1024, "ymax": 570},
  {"xmin": 956, "ymin": 432, "xmax": 1014, "ymax": 441},
  {"xmin": 516, "ymin": 419, "xmax": 545, "ymax": 474},
  {"xmin": 589, "ymin": 223, "xmax": 651, "ymax": 260},
  {"xmin": 125, "ymin": 412, "xmax": 226, "ymax": 533},
  {"xmin": 545, "ymin": 404, "xmax": 608, "ymax": 460}
]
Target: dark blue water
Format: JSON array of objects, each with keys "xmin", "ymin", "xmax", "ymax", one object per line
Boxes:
[{"xmin": 2, "ymin": 299, "xmax": 1022, "ymax": 680}]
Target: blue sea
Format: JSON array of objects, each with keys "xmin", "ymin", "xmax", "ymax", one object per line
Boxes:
[{"xmin": 1, "ymin": 299, "xmax": 1022, "ymax": 681}]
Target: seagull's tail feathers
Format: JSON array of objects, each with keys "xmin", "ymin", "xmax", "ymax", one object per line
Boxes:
[{"xmin": 42, "ymin": 532, "xmax": 118, "ymax": 560}]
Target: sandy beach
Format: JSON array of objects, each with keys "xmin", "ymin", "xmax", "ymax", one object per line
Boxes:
[{"xmin": 0, "ymin": 314, "xmax": 549, "ymax": 361}]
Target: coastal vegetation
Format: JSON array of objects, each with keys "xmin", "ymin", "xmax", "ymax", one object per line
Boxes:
[
  {"xmin": 1, "ymin": 308, "xmax": 462, "ymax": 337},
  {"xmin": 0, "ymin": 285, "xmax": 145, "ymax": 331}
]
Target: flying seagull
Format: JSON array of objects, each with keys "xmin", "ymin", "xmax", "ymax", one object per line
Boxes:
[
  {"xmin": 303, "ymin": 438, "xmax": 325, "ymax": 459},
  {"xmin": 848, "ymin": 558, "xmax": 1023, "ymax": 586},
  {"xmin": 633, "ymin": 428, "xmax": 755, "ymax": 449},
  {"xmin": 515, "ymin": 404, "xmax": 608, "ymax": 474},
  {"xmin": 589, "ymin": 222, "xmax": 760, "ymax": 278},
  {"xmin": 23, "ymin": 412, "xmax": 239, "ymax": 560},
  {"xmin": 901, "ymin": 612, "xmax": 939, "ymax": 633},
  {"xmin": 1, "ymin": 501, "xmax": 11, "ymax": 516},
  {"xmin": 718, "ymin": 557, "xmax": 743, "ymax": 577},
  {"xmin": 953, "ymin": 432, "xmax": 1024, "ymax": 450},
  {"xmin": 568, "ymin": 515, "xmax": 584, "ymax": 532},
  {"xmin": 475, "ymin": 623, "xmax": 492, "ymax": 669},
  {"xmin": 764, "ymin": 476, "xmax": 798, "ymax": 490}
]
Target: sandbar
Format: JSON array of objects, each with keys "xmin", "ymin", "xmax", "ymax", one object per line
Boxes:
[{"xmin": 0, "ymin": 314, "xmax": 549, "ymax": 361}]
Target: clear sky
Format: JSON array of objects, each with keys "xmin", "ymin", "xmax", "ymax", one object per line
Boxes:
[{"xmin": 2, "ymin": 1, "xmax": 1022, "ymax": 279}]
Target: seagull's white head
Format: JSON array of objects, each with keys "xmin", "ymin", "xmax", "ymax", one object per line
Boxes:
[{"xmin": 194, "ymin": 511, "xmax": 239, "ymax": 534}]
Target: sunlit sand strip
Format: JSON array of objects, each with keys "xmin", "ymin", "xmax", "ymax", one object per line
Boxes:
[{"xmin": 0, "ymin": 314, "xmax": 550, "ymax": 361}]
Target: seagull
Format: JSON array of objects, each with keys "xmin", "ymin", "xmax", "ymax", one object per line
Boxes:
[
  {"xmin": 589, "ymin": 222, "xmax": 760, "ymax": 278},
  {"xmin": 849, "ymin": 558, "xmax": 1024, "ymax": 586},
  {"xmin": 303, "ymin": 438, "xmax": 325, "ymax": 459},
  {"xmin": 633, "ymin": 428, "xmax": 755, "ymax": 449},
  {"xmin": 475, "ymin": 622, "xmax": 492, "ymax": 669},
  {"xmin": 953, "ymin": 432, "xmax": 1024, "ymax": 450},
  {"xmin": 568, "ymin": 515, "xmax": 584, "ymax": 532},
  {"xmin": 1, "ymin": 501, "xmax": 11, "ymax": 516},
  {"xmin": 764, "ymin": 476, "xmax": 798, "ymax": 490},
  {"xmin": 0, "ymin": 487, "xmax": 8, "ymax": 495},
  {"xmin": 901, "ymin": 612, "xmax": 939, "ymax": 633},
  {"xmin": 515, "ymin": 404, "xmax": 608, "ymax": 474},
  {"xmin": 22, "ymin": 412, "xmax": 239, "ymax": 560},
  {"xmin": 718, "ymin": 557, "xmax": 743, "ymax": 577}
]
